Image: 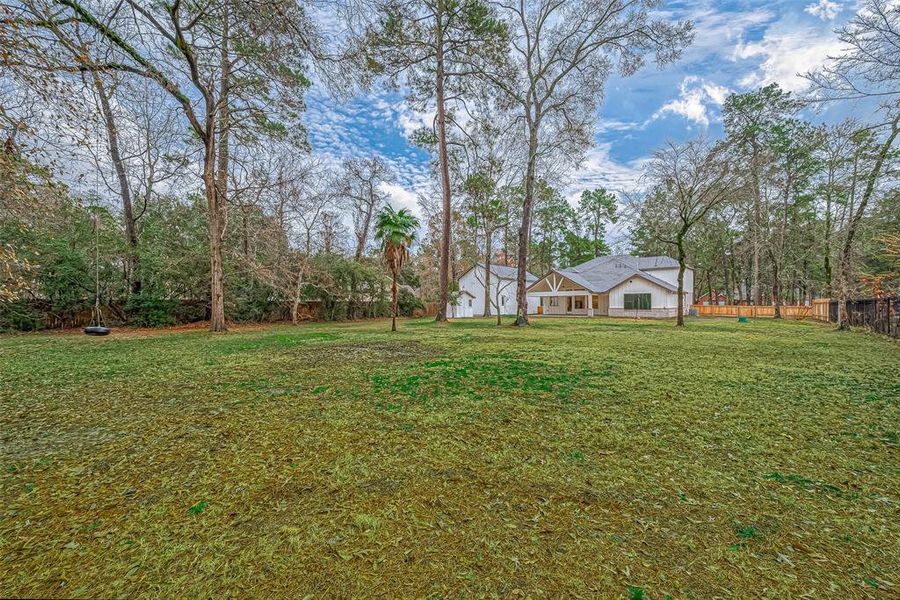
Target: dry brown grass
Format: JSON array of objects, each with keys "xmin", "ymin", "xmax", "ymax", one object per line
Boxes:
[{"xmin": 0, "ymin": 317, "xmax": 897, "ymax": 598}]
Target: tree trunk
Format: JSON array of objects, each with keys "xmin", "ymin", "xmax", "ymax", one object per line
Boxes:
[
  {"xmin": 205, "ymin": 6, "xmax": 230, "ymax": 333},
  {"xmin": 391, "ymin": 270, "xmax": 398, "ymax": 332},
  {"xmin": 205, "ymin": 135, "xmax": 226, "ymax": 332},
  {"xmin": 515, "ymin": 120, "xmax": 539, "ymax": 326},
  {"xmin": 676, "ymin": 231, "xmax": 687, "ymax": 327},
  {"xmin": 483, "ymin": 227, "xmax": 492, "ymax": 317},
  {"xmin": 772, "ymin": 252, "xmax": 782, "ymax": 319},
  {"xmin": 823, "ymin": 171, "xmax": 833, "ymax": 297},
  {"xmin": 354, "ymin": 181, "xmax": 375, "ymax": 260},
  {"xmin": 95, "ymin": 77, "xmax": 141, "ymax": 296},
  {"xmin": 751, "ymin": 165, "xmax": 762, "ymax": 305},
  {"xmin": 722, "ymin": 248, "xmax": 731, "ymax": 304},
  {"xmin": 434, "ymin": 28, "xmax": 451, "ymax": 323},
  {"xmin": 291, "ymin": 266, "xmax": 304, "ymax": 325}
]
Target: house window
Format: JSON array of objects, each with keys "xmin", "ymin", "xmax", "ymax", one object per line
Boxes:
[
  {"xmin": 574, "ymin": 298, "xmax": 584, "ymax": 309},
  {"xmin": 550, "ymin": 297, "xmax": 559, "ymax": 307},
  {"xmin": 624, "ymin": 293, "xmax": 651, "ymax": 310},
  {"xmin": 501, "ymin": 296, "xmax": 506, "ymax": 306},
  {"xmin": 468, "ymin": 299, "xmax": 472, "ymax": 307}
]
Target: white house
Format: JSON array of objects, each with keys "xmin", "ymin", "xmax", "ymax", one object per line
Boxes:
[
  {"xmin": 447, "ymin": 290, "xmax": 475, "ymax": 318},
  {"xmin": 527, "ymin": 255, "xmax": 693, "ymax": 318},
  {"xmin": 449, "ymin": 264, "xmax": 541, "ymax": 317}
]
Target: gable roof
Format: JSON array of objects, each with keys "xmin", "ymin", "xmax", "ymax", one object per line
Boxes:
[
  {"xmin": 528, "ymin": 255, "xmax": 683, "ymax": 294},
  {"xmin": 459, "ymin": 263, "xmax": 538, "ymax": 283},
  {"xmin": 567, "ymin": 254, "xmax": 681, "ymax": 272}
]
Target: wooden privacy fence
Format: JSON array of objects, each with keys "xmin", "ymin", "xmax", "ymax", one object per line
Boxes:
[
  {"xmin": 811, "ymin": 298, "xmax": 830, "ymax": 321},
  {"xmin": 814, "ymin": 297, "xmax": 899, "ymax": 338},
  {"xmin": 691, "ymin": 304, "xmax": 812, "ymax": 319}
]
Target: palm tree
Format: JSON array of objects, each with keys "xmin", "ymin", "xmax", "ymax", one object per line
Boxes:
[{"xmin": 375, "ymin": 206, "xmax": 420, "ymax": 332}]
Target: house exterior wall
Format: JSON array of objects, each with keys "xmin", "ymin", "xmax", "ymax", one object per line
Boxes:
[
  {"xmin": 607, "ymin": 273, "xmax": 691, "ymax": 317},
  {"xmin": 644, "ymin": 267, "xmax": 694, "ymax": 307},
  {"xmin": 456, "ymin": 266, "xmax": 539, "ymax": 317},
  {"xmin": 447, "ymin": 298, "xmax": 474, "ymax": 318}
]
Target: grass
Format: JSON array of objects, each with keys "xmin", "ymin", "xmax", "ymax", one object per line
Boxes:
[{"xmin": 0, "ymin": 316, "xmax": 897, "ymax": 598}]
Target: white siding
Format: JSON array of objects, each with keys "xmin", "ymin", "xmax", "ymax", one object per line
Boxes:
[
  {"xmin": 458, "ymin": 269, "xmax": 488, "ymax": 316},
  {"xmin": 640, "ymin": 268, "xmax": 694, "ymax": 310},
  {"xmin": 609, "ymin": 277, "xmax": 675, "ymax": 309},
  {"xmin": 456, "ymin": 266, "xmax": 539, "ymax": 317}
]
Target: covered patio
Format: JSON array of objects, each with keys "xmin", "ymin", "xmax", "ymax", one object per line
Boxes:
[{"xmin": 528, "ymin": 272, "xmax": 609, "ymax": 316}]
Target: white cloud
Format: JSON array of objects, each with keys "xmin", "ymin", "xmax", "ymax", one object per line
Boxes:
[
  {"xmin": 378, "ymin": 181, "xmax": 423, "ymax": 217},
  {"xmin": 396, "ymin": 106, "xmax": 434, "ymax": 139},
  {"xmin": 805, "ymin": 0, "xmax": 842, "ymax": 20},
  {"xmin": 733, "ymin": 27, "xmax": 844, "ymax": 92},
  {"xmin": 651, "ymin": 77, "xmax": 731, "ymax": 127},
  {"xmin": 680, "ymin": 5, "xmax": 774, "ymax": 60},
  {"xmin": 565, "ymin": 143, "xmax": 645, "ymax": 197}
]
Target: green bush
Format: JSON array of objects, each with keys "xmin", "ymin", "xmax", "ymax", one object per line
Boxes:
[{"xmin": 125, "ymin": 290, "xmax": 177, "ymax": 327}]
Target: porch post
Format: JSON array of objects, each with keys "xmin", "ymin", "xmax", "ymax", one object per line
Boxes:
[{"xmin": 586, "ymin": 293, "xmax": 593, "ymax": 317}]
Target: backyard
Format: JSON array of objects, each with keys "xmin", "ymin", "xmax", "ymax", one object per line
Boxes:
[{"xmin": 0, "ymin": 317, "xmax": 897, "ymax": 598}]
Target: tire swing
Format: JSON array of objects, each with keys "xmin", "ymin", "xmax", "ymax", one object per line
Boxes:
[{"xmin": 84, "ymin": 209, "xmax": 110, "ymax": 336}]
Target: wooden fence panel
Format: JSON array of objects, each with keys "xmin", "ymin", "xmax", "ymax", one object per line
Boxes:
[
  {"xmin": 811, "ymin": 298, "xmax": 830, "ymax": 322},
  {"xmin": 691, "ymin": 304, "xmax": 812, "ymax": 319}
]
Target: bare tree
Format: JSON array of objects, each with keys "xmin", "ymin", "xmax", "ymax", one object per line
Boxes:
[
  {"xmin": 805, "ymin": 0, "xmax": 900, "ymax": 328},
  {"xmin": 642, "ymin": 138, "xmax": 735, "ymax": 326},
  {"xmin": 340, "ymin": 156, "xmax": 394, "ymax": 259},
  {"xmin": 481, "ymin": 0, "xmax": 693, "ymax": 325},
  {"xmin": 4, "ymin": 0, "xmax": 316, "ymax": 331},
  {"xmin": 472, "ymin": 266, "xmax": 514, "ymax": 325}
]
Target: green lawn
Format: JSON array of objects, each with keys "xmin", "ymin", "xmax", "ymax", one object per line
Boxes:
[{"xmin": 1, "ymin": 317, "xmax": 897, "ymax": 598}]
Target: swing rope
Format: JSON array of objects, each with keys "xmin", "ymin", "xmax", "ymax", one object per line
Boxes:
[{"xmin": 89, "ymin": 106, "xmax": 106, "ymax": 330}]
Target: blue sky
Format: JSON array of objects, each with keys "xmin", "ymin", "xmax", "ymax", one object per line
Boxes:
[{"xmin": 304, "ymin": 0, "xmax": 863, "ymax": 233}]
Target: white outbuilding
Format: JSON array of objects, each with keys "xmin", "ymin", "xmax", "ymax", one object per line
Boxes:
[{"xmin": 447, "ymin": 264, "xmax": 540, "ymax": 318}]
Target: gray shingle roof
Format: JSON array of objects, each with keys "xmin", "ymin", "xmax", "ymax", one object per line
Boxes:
[
  {"xmin": 489, "ymin": 263, "xmax": 537, "ymax": 282},
  {"xmin": 461, "ymin": 263, "xmax": 537, "ymax": 283},
  {"xmin": 530, "ymin": 255, "xmax": 683, "ymax": 293},
  {"xmin": 567, "ymin": 255, "xmax": 680, "ymax": 273}
]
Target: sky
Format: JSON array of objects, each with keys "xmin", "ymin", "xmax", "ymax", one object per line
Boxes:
[{"xmin": 302, "ymin": 0, "xmax": 865, "ymax": 249}]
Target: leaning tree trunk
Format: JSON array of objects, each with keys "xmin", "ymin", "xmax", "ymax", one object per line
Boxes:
[
  {"xmin": 838, "ymin": 116, "xmax": 900, "ymax": 329},
  {"xmin": 95, "ymin": 77, "xmax": 141, "ymax": 296},
  {"xmin": 434, "ymin": 30, "xmax": 451, "ymax": 323}
]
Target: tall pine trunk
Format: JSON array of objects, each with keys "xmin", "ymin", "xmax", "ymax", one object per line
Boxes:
[
  {"xmin": 676, "ymin": 231, "xmax": 687, "ymax": 327},
  {"xmin": 515, "ymin": 118, "xmax": 539, "ymax": 326},
  {"xmin": 750, "ymin": 154, "xmax": 762, "ymax": 305},
  {"xmin": 207, "ymin": 4, "xmax": 230, "ymax": 332},
  {"xmin": 204, "ymin": 133, "xmax": 226, "ymax": 332},
  {"xmin": 434, "ymin": 29, "xmax": 451, "ymax": 323}
]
